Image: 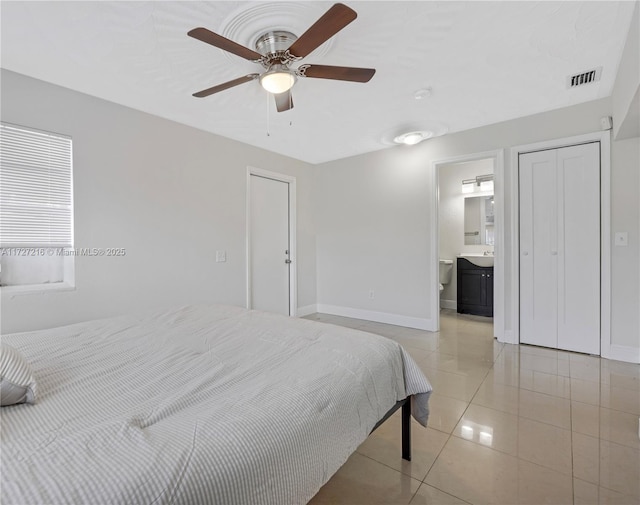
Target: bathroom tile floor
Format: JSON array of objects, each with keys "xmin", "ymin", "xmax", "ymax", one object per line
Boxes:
[{"xmin": 305, "ymin": 309, "xmax": 640, "ymax": 505}]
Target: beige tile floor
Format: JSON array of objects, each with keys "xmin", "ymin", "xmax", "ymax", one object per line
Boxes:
[{"xmin": 305, "ymin": 310, "xmax": 640, "ymax": 505}]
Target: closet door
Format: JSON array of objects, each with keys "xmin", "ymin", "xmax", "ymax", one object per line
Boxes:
[
  {"xmin": 556, "ymin": 143, "xmax": 600, "ymax": 354},
  {"xmin": 519, "ymin": 150, "xmax": 559, "ymax": 348},
  {"xmin": 519, "ymin": 143, "xmax": 600, "ymax": 354}
]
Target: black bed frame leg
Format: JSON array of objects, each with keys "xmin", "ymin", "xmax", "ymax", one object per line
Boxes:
[{"xmin": 401, "ymin": 399, "xmax": 411, "ymax": 461}]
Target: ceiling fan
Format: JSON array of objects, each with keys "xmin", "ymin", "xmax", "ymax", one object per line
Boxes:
[{"xmin": 188, "ymin": 3, "xmax": 376, "ymax": 112}]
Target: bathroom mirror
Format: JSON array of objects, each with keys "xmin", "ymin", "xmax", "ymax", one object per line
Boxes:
[{"xmin": 464, "ymin": 195, "xmax": 495, "ymax": 245}]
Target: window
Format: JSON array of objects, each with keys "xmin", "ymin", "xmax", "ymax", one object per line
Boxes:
[{"xmin": 0, "ymin": 123, "xmax": 74, "ymax": 290}]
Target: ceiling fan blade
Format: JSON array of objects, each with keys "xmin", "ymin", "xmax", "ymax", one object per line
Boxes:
[
  {"xmin": 274, "ymin": 90, "xmax": 294, "ymax": 112},
  {"xmin": 188, "ymin": 27, "xmax": 263, "ymax": 61},
  {"xmin": 301, "ymin": 64, "xmax": 375, "ymax": 83},
  {"xmin": 287, "ymin": 3, "xmax": 357, "ymax": 58},
  {"xmin": 193, "ymin": 74, "xmax": 259, "ymax": 98}
]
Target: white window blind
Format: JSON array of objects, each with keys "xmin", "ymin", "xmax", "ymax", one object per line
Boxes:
[{"xmin": 0, "ymin": 123, "xmax": 73, "ymax": 247}]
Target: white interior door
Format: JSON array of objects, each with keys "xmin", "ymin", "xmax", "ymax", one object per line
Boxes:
[
  {"xmin": 556, "ymin": 143, "xmax": 600, "ymax": 354},
  {"xmin": 249, "ymin": 174, "xmax": 291, "ymax": 315},
  {"xmin": 519, "ymin": 143, "xmax": 600, "ymax": 354},
  {"xmin": 519, "ymin": 150, "xmax": 558, "ymax": 348}
]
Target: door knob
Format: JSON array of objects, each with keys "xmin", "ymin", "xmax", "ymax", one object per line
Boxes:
[{"xmin": 285, "ymin": 259, "xmax": 292, "ymax": 264}]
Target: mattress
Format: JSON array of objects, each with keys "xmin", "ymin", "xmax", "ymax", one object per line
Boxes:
[{"xmin": 1, "ymin": 304, "xmax": 432, "ymax": 504}]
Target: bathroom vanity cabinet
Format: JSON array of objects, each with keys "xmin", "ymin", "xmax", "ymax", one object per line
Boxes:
[{"xmin": 457, "ymin": 258, "xmax": 493, "ymax": 317}]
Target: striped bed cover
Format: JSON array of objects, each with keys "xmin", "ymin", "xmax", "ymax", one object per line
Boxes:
[{"xmin": 1, "ymin": 304, "xmax": 432, "ymax": 504}]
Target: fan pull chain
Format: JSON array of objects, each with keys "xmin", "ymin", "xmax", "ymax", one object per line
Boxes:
[{"xmin": 266, "ymin": 92, "xmax": 271, "ymax": 136}]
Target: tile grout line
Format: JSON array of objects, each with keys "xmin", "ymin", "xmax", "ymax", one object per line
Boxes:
[
  {"xmin": 417, "ymin": 357, "xmax": 497, "ymax": 504},
  {"xmin": 315, "ymin": 312, "xmax": 640, "ymax": 503},
  {"xmin": 570, "ymin": 374, "xmax": 576, "ymax": 505},
  {"xmin": 408, "ymin": 313, "xmax": 494, "ymax": 504}
]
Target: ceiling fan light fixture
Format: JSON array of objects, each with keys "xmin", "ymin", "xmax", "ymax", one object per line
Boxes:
[
  {"xmin": 394, "ymin": 131, "xmax": 432, "ymax": 145},
  {"xmin": 188, "ymin": 3, "xmax": 374, "ymax": 111},
  {"xmin": 260, "ymin": 64, "xmax": 297, "ymax": 94}
]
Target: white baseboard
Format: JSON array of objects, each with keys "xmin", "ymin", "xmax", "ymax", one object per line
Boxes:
[
  {"xmin": 440, "ymin": 299, "xmax": 457, "ymax": 310},
  {"xmin": 316, "ymin": 304, "xmax": 436, "ymax": 331},
  {"xmin": 296, "ymin": 304, "xmax": 318, "ymax": 318},
  {"xmin": 603, "ymin": 344, "xmax": 640, "ymax": 364}
]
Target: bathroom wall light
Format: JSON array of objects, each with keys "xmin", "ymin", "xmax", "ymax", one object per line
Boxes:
[
  {"xmin": 480, "ymin": 180, "xmax": 494, "ymax": 192},
  {"xmin": 393, "ymin": 130, "xmax": 432, "ymax": 145},
  {"xmin": 462, "ymin": 174, "xmax": 494, "ymax": 195},
  {"xmin": 462, "ymin": 180, "xmax": 476, "ymax": 194}
]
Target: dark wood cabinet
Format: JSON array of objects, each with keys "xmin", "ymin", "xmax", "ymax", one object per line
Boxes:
[{"xmin": 457, "ymin": 258, "xmax": 493, "ymax": 317}]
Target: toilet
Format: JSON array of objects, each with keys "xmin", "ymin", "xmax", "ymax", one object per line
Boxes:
[{"xmin": 439, "ymin": 259, "xmax": 453, "ymax": 292}]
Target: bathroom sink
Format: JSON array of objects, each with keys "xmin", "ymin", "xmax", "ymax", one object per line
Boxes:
[{"xmin": 458, "ymin": 254, "xmax": 494, "ymax": 267}]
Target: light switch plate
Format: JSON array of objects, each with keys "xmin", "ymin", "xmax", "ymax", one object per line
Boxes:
[
  {"xmin": 614, "ymin": 232, "xmax": 628, "ymax": 247},
  {"xmin": 216, "ymin": 250, "xmax": 226, "ymax": 262}
]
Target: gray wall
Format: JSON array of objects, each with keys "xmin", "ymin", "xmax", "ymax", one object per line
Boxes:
[
  {"xmin": 0, "ymin": 70, "xmax": 316, "ymax": 333},
  {"xmin": 314, "ymin": 146, "xmax": 434, "ymax": 328},
  {"xmin": 610, "ymin": 135, "xmax": 640, "ymax": 352},
  {"xmin": 612, "ymin": 1, "xmax": 639, "ymax": 140}
]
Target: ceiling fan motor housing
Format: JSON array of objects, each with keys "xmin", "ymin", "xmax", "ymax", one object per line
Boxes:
[{"xmin": 255, "ymin": 31, "xmax": 298, "ymax": 56}]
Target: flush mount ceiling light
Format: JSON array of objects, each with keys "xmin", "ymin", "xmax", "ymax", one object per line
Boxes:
[
  {"xmin": 414, "ymin": 87, "xmax": 432, "ymax": 100},
  {"xmin": 381, "ymin": 123, "xmax": 448, "ymax": 147},
  {"xmin": 259, "ymin": 64, "xmax": 297, "ymax": 94},
  {"xmin": 393, "ymin": 131, "xmax": 433, "ymax": 145}
]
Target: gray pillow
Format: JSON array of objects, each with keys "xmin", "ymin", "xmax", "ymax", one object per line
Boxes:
[{"xmin": 1, "ymin": 343, "xmax": 37, "ymax": 406}]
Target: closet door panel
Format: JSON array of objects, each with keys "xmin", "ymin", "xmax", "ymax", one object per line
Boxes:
[
  {"xmin": 557, "ymin": 143, "xmax": 600, "ymax": 354},
  {"xmin": 519, "ymin": 150, "xmax": 558, "ymax": 348}
]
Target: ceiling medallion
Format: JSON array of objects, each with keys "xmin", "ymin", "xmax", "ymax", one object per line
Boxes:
[{"xmin": 219, "ymin": 3, "xmax": 335, "ymax": 64}]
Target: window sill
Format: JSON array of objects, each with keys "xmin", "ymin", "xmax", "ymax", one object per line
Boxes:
[{"xmin": 1, "ymin": 282, "xmax": 76, "ymax": 296}]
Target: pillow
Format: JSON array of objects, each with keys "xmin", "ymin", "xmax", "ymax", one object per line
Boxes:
[{"xmin": 1, "ymin": 343, "xmax": 37, "ymax": 406}]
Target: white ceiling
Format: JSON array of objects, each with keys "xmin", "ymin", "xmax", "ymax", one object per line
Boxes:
[{"xmin": 1, "ymin": 1, "xmax": 635, "ymax": 164}]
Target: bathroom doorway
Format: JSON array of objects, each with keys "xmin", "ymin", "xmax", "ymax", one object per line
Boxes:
[{"xmin": 431, "ymin": 150, "xmax": 504, "ymax": 336}]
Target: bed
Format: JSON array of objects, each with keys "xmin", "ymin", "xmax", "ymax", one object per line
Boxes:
[{"xmin": 1, "ymin": 304, "xmax": 432, "ymax": 504}]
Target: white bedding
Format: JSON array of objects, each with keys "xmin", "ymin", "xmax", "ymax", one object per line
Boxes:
[{"xmin": 1, "ymin": 304, "xmax": 432, "ymax": 505}]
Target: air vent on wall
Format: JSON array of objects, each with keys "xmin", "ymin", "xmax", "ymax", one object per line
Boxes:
[{"xmin": 567, "ymin": 67, "xmax": 602, "ymax": 88}]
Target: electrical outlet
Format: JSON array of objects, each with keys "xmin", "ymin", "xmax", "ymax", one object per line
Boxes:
[
  {"xmin": 368, "ymin": 289, "xmax": 375, "ymax": 300},
  {"xmin": 216, "ymin": 250, "xmax": 227, "ymax": 262}
]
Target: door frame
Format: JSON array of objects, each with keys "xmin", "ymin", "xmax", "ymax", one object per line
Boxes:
[
  {"xmin": 430, "ymin": 149, "xmax": 505, "ymax": 335},
  {"xmin": 246, "ymin": 166, "xmax": 297, "ymax": 316},
  {"xmin": 510, "ymin": 131, "xmax": 611, "ymax": 357}
]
